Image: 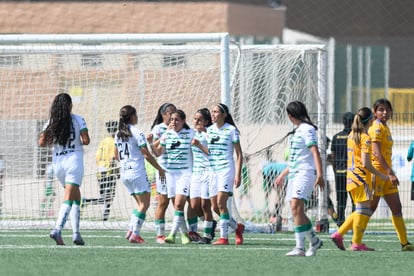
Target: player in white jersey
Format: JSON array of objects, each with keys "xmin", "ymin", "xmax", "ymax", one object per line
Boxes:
[
  {"xmin": 275, "ymin": 101, "xmax": 324, "ymax": 257},
  {"xmin": 189, "ymin": 108, "xmax": 217, "ymax": 243},
  {"xmin": 114, "ymin": 105, "xmax": 166, "ymax": 244},
  {"xmin": 152, "ymin": 109, "xmax": 198, "ymax": 244},
  {"xmin": 146, "ymin": 103, "xmax": 176, "ymax": 243},
  {"xmin": 38, "ymin": 93, "xmax": 90, "ymax": 246},
  {"xmin": 208, "ymin": 103, "xmax": 245, "ymax": 246}
]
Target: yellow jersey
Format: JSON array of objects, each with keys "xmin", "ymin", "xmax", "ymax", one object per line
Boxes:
[
  {"xmin": 346, "ymin": 132, "xmax": 372, "ymax": 191},
  {"xmin": 96, "ymin": 136, "xmax": 116, "ymax": 177},
  {"xmin": 368, "ymin": 119, "xmax": 393, "ymax": 172}
]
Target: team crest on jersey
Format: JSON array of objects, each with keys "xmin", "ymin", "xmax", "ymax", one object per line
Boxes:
[
  {"xmin": 210, "ymin": 135, "xmax": 220, "ymax": 144},
  {"xmin": 170, "ymin": 140, "xmax": 181, "ymax": 149},
  {"xmin": 181, "ymin": 132, "xmax": 189, "ymax": 139}
]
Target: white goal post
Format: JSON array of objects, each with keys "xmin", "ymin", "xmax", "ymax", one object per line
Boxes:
[{"xmin": 0, "ymin": 33, "xmax": 328, "ymax": 231}]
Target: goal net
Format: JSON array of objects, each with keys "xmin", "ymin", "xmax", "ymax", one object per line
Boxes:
[{"xmin": 0, "ymin": 34, "xmax": 327, "ymax": 232}]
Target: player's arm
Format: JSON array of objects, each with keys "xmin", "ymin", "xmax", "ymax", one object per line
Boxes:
[
  {"xmin": 371, "ymin": 141, "xmax": 398, "ymax": 184},
  {"xmin": 275, "ymin": 167, "xmax": 289, "ymax": 187},
  {"xmin": 146, "ymin": 133, "xmax": 163, "ymax": 157},
  {"xmin": 234, "ymin": 142, "xmax": 243, "ymax": 188},
  {"xmin": 80, "ymin": 129, "xmax": 90, "ymax": 145},
  {"xmin": 150, "ymin": 140, "xmax": 164, "ymax": 157},
  {"xmin": 191, "ymin": 139, "xmax": 209, "ymax": 155},
  {"xmin": 362, "ymin": 151, "xmax": 391, "ymax": 182},
  {"xmin": 310, "ymin": 145, "xmax": 324, "ymax": 190},
  {"xmin": 141, "ymin": 146, "xmax": 166, "ymax": 180},
  {"xmin": 114, "ymin": 145, "xmax": 120, "ymax": 162},
  {"xmin": 38, "ymin": 132, "xmax": 48, "ymax": 147}
]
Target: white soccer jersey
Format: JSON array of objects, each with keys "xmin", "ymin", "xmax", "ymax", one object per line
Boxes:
[
  {"xmin": 151, "ymin": 123, "xmax": 168, "ymax": 168},
  {"xmin": 45, "ymin": 114, "xmax": 87, "ymax": 157},
  {"xmin": 114, "ymin": 125, "xmax": 147, "ymax": 177},
  {"xmin": 288, "ymin": 123, "xmax": 318, "ymax": 180},
  {"xmin": 207, "ymin": 122, "xmax": 240, "ymax": 172},
  {"xmin": 43, "ymin": 114, "xmax": 88, "ymax": 186},
  {"xmin": 160, "ymin": 128, "xmax": 194, "ymax": 173},
  {"xmin": 192, "ymin": 130, "xmax": 210, "ymax": 173}
]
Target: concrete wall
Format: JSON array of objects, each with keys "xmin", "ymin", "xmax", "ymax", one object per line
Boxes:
[{"xmin": 0, "ymin": 2, "xmax": 284, "ymax": 37}]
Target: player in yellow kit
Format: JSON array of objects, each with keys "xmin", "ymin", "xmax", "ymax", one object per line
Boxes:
[
  {"xmin": 331, "ymin": 107, "xmax": 390, "ymax": 251},
  {"xmin": 368, "ymin": 98, "xmax": 414, "ymax": 251}
]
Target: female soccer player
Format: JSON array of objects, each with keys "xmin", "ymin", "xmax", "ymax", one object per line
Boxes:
[
  {"xmin": 275, "ymin": 101, "xmax": 324, "ymax": 256},
  {"xmin": 38, "ymin": 93, "xmax": 90, "ymax": 246},
  {"xmin": 115, "ymin": 105, "xmax": 165, "ymax": 244},
  {"xmin": 368, "ymin": 99, "xmax": 414, "ymax": 251},
  {"xmin": 153, "ymin": 110, "xmax": 195, "ymax": 244},
  {"xmin": 146, "ymin": 103, "xmax": 177, "ymax": 243},
  {"xmin": 189, "ymin": 108, "xmax": 217, "ymax": 243},
  {"xmin": 330, "ymin": 107, "xmax": 389, "ymax": 251},
  {"xmin": 208, "ymin": 103, "xmax": 244, "ymax": 246}
]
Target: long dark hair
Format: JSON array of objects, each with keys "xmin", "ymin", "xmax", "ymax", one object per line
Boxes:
[
  {"xmin": 196, "ymin": 108, "xmax": 212, "ymax": 128},
  {"xmin": 151, "ymin": 103, "xmax": 176, "ymax": 129},
  {"xmin": 117, "ymin": 105, "xmax": 136, "ymax": 142},
  {"xmin": 172, "ymin": 109, "xmax": 190, "ymax": 130},
  {"xmin": 216, "ymin": 103, "xmax": 240, "ymax": 134},
  {"xmin": 286, "ymin": 101, "xmax": 317, "ymax": 130},
  {"xmin": 43, "ymin": 93, "xmax": 73, "ymax": 146}
]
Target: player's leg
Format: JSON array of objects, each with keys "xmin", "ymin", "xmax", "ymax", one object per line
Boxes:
[
  {"xmin": 154, "ymin": 171, "xmax": 170, "ymax": 243},
  {"xmin": 384, "ymin": 192, "xmax": 414, "ymax": 250}
]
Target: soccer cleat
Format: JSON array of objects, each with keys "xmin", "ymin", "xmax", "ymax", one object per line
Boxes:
[
  {"xmin": 72, "ymin": 232, "xmax": 85, "ymax": 246},
  {"xmin": 350, "ymin": 243, "xmax": 375, "ymax": 251},
  {"xmin": 285, "ymin": 247, "xmax": 306, "ymax": 257},
  {"xmin": 164, "ymin": 233, "xmax": 176, "ymax": 244},
  {"xmin": 402, "ymin": 243, "xmax": 414, "ymax": 251},
  {"xmin": 330, "ymin": 232, "xmax": 345, "ymax": 251},
  {"xmin": 188, "ymin": 231, "xmax": 203, "ymax": 243},
  {"xmin": 306, "ymin": 237, "xmax": 323, "ymax": 256},
  {"xmin": 197, "ymin": 237, "xmax": 209, "ymax": 244},
  {"xmin": 156, "ymin": 235, "xmax": 166, "ymax": 244},
  {"xmin": 125, "ymin": 230, "xmax": 132, "ymax": 240},
  {"xmin": 211, "ymin": 220, "xmax": 217, "ymax": 240},
  {"xmin": 235, "ymin": 223, "xmax": 245, "ymax": 245},
  {"xmin": 50, "ymin": 229, "xmax": 65, "ymax": 246},
  {"xmin": 212, "ymin": 238, "xmax": 229, "ymax": 245},
  {"xmin": 129, "ymin": 234, "xmax": 146, "ymax": 244},
  {"xmin": 181, "ymin": 233, "xmax": 191, "ymax": 245}
]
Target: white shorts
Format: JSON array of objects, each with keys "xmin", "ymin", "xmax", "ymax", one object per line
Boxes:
[
  {"xmin": 190, "ymin": 170, "xmax": 216, "ymax": 199},
  {"xmin": 285, "ymin": 170, "xmax": 316, "ymax": 202},
  {"xmin": 121, "ymin": 173, "xmax": 151, "ymax": 195},
  {"xmin": 166, "ymin": 172, "xmax": 191, "ymax": 198},
  {"xmin": 53, "ymin": 153, "xmax": 84, "ymax": 187},
  {"xmin": 214, "ymin": 168, "xmax": 235, "ymax": 194}
]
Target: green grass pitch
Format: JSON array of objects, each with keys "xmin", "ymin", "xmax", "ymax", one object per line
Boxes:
[{"xmin": 1, "ymin": 229, "xmax": 414, "ymax": 276}]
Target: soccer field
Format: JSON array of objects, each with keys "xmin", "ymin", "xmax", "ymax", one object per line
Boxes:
[{"xmin": 1, "ymin": 230, "xmax": 414, "ymax": 276}]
